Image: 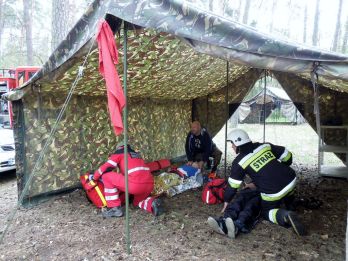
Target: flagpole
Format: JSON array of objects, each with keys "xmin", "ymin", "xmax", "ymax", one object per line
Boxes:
[{"xmin": 122, "ymin": 22, "xmax": 131, "ymax": 255}]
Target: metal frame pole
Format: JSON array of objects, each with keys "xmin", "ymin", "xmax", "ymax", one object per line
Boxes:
[
  {"xmin": 224, "ymin": 61, "xmax": 229, "ymax": 176},
  {"xmin": 122, "ymin": 24, "xmax": 131, "ymax": 254},
  {"xmin": 263, "ymin": 71, "xmax": 267, "ymax": 143}
]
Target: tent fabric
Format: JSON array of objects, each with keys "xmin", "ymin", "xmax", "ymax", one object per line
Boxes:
[
  {"xmin": 267, "ymin": 87, "xmax": 291, "ymax": 101},
  {"xmin": 106, "ymin": 0, "xmax": 348, "ymax": 80},
  {"xmin": 97, "ymin": 19, "xmax": 125, "ymax": 136},
  {"xmin": 4, "ymin": 0, "xmax": 348, "ymax": 200},
  {"xmin": 4, "ymin": 0, "xmax": 348, "ymax": 102}
]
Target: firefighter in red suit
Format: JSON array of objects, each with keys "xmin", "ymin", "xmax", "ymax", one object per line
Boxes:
[{"xmin": 91, "ymin": 144, "xmax": 163, "ymax": 218}]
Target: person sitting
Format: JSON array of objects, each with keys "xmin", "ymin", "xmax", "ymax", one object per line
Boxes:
[
  {"xmin": 185, "ymin": 121, "xmax": 222, "ymax": 174},
  {"xmin": 207, "ymin": 183, "xmax": 261, "ymax": 239},
  {"xmin": 91, "ymin": 143, "xmax": 163, "ymax": 218},
  {"xmin": 222, "ymin": 129, "xmax": 305, "ymax": 236}
]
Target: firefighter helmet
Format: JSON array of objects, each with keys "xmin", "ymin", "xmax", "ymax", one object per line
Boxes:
[{"xmin": 227, "ymin": 129, "xmax": 251, "ymax": 146}]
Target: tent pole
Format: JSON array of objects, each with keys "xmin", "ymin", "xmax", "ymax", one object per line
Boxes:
[
  {"xmin": 224, "ymin": 61, "xmax": 229, "ymax": 177},
  {"xmin": 123, "ymin": 23, "xmax": 131, "ymax": 255},
  {"xmin": 263, "ymin": 71, "xmax": 267, "ymax": 143}
]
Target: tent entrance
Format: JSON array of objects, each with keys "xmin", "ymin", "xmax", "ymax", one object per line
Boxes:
[
  {"xmin": 213, "ymin": 74, "xmax": 346, "ymax": 179},
  {"xmin": 238, "ymin": 76, "xmax": 305, "ymax": 125}
]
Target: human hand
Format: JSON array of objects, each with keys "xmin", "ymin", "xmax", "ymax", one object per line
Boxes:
[
  {"xmin": 220, "ymin": 202, "xmax": 228, "ymax": 214},
  {"xmin": 197, "ymin": 161, "xmax": 204, "ymax": 169},
  {"xmin": 244, "ymin": 182, "xmax": 256, "ymax": 190},
  {"xmin": 187, "ymin": 161, "xmax": 193, "ymax": 166}
]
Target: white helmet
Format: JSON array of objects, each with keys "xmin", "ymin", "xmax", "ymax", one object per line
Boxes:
[{"xmin": 227, "ymin": 129, "xmax": 251, "ymax": 146}]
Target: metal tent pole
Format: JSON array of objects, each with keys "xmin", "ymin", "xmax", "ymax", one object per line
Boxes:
[
  {"xmin": 224, "ymin": 61, "xmax": 229, "ymax": 177},
  {"xmin": 122, "ymin": 24, "xmax": 131, "ymax": 255},
  {"xmin": 263, "ymin": 71, "xmax": 267, "ymax": 143},
  {"xmin": 311, "ymin": 63, "xmax": 321, "ymax": 175}
]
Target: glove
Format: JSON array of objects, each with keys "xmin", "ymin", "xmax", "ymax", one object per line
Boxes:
[{"xmin": 88, "ymin": 174, "xmax": 94, "ymax": 181}]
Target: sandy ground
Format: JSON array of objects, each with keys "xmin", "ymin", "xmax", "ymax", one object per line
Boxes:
[
  {"xmin": 0, "ymin": 124, "xmax": 347, "ymax": 260},
  {"xmin": 0, "ymin": 166, "xmax": 347, "ymax": 261}
]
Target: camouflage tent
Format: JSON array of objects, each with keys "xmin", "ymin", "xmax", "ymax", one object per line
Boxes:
[{"xmin": 4, "ymin": 0, "xmax": 348, "ymax": 200}]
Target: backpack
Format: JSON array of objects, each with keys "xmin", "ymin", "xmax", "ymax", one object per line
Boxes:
[
  {"xmin": 202, "ymin": 179, "xmax": 227, "ymax": 204},
  {"xmin": 80, "ymin": 173, "xmax": 107, "ymax": 208}
]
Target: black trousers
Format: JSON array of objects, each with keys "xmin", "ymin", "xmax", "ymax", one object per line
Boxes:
[
  {"xmin": 261, "ymin": 192, "xmax": 295, "ymax": 226},
  {"xmin": 224, "ymin": 189, "xmax": 261, "ymax": 225},
  {"xmin": 193, "ymin": 146, "xmax": 222, "ymax": 172}
]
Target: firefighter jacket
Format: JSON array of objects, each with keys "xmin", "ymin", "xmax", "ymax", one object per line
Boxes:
[{"xmin": 224, "ymin": 142, "xmax": 295, "ymax": 203}]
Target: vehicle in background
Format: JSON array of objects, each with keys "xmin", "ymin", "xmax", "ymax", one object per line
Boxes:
[
  {"xmin": 0, "ymin": 66, "xmax": 40, "ymax": 128},
  {"xmin": 0, "ymin": 128, "xmax": 15, "ymax": 173},
  {"xmin": 0, "ymin": 66, "xmax": 39, "ymax": 173},
  {"xmin": 0, "ymin": 114, "xmax": 11, "ymax": 129}
]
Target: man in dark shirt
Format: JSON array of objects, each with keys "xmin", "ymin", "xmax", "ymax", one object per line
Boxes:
[
  {"xmin": 222, "ymin": 129, "xmax": 305, "ymax": 236},
  {"xmin": 185, "ymin": 121, "xmax": 222, "ymax": 173}
]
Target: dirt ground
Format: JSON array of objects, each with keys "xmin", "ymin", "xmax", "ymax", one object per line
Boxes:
[{"xmin": 0, "ymin": 165, "xmax": 347, "ymax": 261}]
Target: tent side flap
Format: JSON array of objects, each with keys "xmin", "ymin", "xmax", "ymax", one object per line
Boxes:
[{"xmin": 17, "ymin": 94, "xmax": 190, "ymax": 199}]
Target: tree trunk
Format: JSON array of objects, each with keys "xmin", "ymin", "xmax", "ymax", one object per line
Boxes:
[
  {"xmin": 332, "ymin": 0, "xmax": 343, "ymax": 51},
  {"xmin": 303, "ymin": 4, "xmax": 308, "ymax": 44},
  {"xmin": 222, "ymin": 0, "xmax": 228, "ymax": 17},
  {"xmin": 236, "ymin": 0, "xmax": 242, "ymax": 21},
  {"xmin": 285, "ymin": 0, "xmax": 292, "ymax": 38},
  {"xmin": 312, "ymin": 0, "xmax": 320, "ymax": 46},
  {"xmin": 51, "ymin": 0, "xmax": 70, "ymax": 51},
  {"xmin": 342, "ymin": 17, "xmax": 348, "ymax": 53},
  {"xmin": 23, "ymin": 0, "xmax": 33, "ymax": 65},
  {"xmin": 209, "ymin": 0, "xmax": 213, "ymax": 12},
  {"xmin": 242, "ymin": 0, "xmax": 251, "ymax": 24},
  {"xmin": 269, "ymin": 0, "xmax": 276, "ymax": 33},
  {"xmin": 0, "ymin": 0, "xmax": 4, "ymax": 52}
]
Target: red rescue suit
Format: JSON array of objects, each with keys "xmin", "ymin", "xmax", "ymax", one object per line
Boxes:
[{"xmin": 93, "ymin": 145, "xmax": 156, "ymax": 214}]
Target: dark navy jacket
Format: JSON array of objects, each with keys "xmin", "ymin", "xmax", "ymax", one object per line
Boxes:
[{"xmin": 185, "ymin": 128, "xmax": 213, "ymax": 162}]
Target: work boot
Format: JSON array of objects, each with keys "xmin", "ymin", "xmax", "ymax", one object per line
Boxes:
[
  {"xmin": 102, "ymin": 206, "xmax": 123, "ymax": 218},
  {"xmin": 234, "ymin": 219, "xmax": 250, "ymax": 234},
  {"xmin": 152, "ymin": 198, "xmax": 164, "ymax": 216},
  {"xmin": 225, "ymin": 217, "xmax": 238, "ymax": 239},
  {"xmin": 285, "ymin": 211, "xmax": 306, "ymax": 236},
  {"xmin": 207, "ymin": 217, "xmax": 227, "ymax": 235}
]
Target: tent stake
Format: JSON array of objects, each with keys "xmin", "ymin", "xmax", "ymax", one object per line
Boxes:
[
  {"xmin": 224, "ymin": 61, "xmax": 229, "ymax": 177},
  {"xmin": 122, "ymin": 23, "xmax": 131, "ymax": 255}
]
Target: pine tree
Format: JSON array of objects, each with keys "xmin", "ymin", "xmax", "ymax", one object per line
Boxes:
[{"xmin": 312, "ymin": 0, "xmax": 320, "ymax": 46}]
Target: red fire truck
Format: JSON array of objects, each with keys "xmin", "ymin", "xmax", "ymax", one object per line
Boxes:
[{"xmin": 0, "ymin": 66, "xmax": 40, "ymax": 128}]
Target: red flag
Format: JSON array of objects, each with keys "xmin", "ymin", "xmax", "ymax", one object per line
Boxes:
[{"xmin": 96, "ymin": 19, "xmax": 126, "ymax": 136}]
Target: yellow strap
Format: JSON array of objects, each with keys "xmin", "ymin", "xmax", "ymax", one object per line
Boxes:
[
  {"xmin": 95, "ymin": 185, "xmax": 107, "ymax": 207},
  {"xmin": 84, "ymin": 174, "xmax": 107, "ymax": 207}
]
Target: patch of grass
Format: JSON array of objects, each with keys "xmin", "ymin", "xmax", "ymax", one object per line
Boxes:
[{"xmin": 213, "ymin": 123, "xmax": 345, "ymax": 167}]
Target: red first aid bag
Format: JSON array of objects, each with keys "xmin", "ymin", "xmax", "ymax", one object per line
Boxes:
[
  {"xmin": 80, "ymin": 173, "xmax": 107, "ymax": 208},
  {"xmin": 146, "ymin": 159, "xmax": 171, "ymax": 173},
  {"xmin": 202, "ymin": 179, "xmax": 227, "ymax": 205}
]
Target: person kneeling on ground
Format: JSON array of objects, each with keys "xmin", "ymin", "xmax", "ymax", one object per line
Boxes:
[
  {"xmin": 91, "ymin": 143, "xmax": 163, "ymax": 218},
  {"xmin": 221, "ymin": 129, "xmax": 305, "ymax": 236},
  {"xmin": 208, "ymin": 183, "xmax": 261, "ymax": 239},
  {"xmin": 185, "ymin": 121, "xmax": 222, "ymax": 174}
]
